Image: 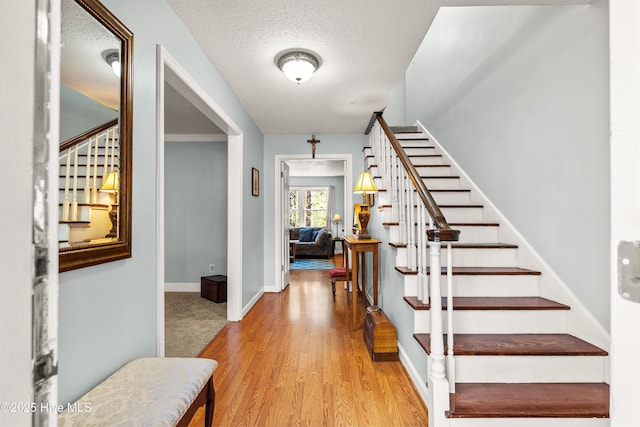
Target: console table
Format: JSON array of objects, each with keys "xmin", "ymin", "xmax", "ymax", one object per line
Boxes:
[{"xmin": 342, "ymin": 235, "xmax": 381, "ymax": 329}]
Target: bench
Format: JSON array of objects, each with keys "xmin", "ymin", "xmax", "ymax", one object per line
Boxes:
[{"xmin": 58, "ymin": 357, "xmax": 217, "ymax": 427}]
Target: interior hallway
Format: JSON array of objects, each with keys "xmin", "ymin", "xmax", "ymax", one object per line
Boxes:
[{"xmin": 194, "ymin": 255, "xmax": 429, "ymax": 426}]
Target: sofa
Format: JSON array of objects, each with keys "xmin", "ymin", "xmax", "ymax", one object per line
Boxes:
[{"xmin": 289, "ymin": 227, "xmax": 332, "ymax": 259}]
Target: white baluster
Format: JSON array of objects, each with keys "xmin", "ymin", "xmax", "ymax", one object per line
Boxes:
[
  {"xmin": 446, "ymin": 241, "xmax": 455, "ymax": 393},
  {"xmin": 416, "ymin": 202, "xmax": 424, "ymax": 302},
  {"xmin": 109, "ymin": 126, "xmax": 116, "ymax": 171},
  {"xmin": 62, "ymin": 147, "xmax": 71, "ymax": 222},
  {"xmin": 407, "ymin": 173, "xmax": 416, "ymax": 271},
  {"xmin": 421, "ymin": 206, "xmax": 429, "ymax": 302},
  {"xmin": 71, "ymin": 145, "xmax": 79, "ymax": 221},
  {"xmin": 91, "ymin": 132, "xmax": 100, "ymax": 203},
  {"xmin": 84, "ymin": 136, "xmax": 92, "ymax": 203}
]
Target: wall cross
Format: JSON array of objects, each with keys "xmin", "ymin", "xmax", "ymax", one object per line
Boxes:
[{"xmin": 307, "ymin": 135, "xmax": 320, "ymax": 159}]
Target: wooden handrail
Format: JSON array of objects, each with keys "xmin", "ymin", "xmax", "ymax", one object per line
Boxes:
[
  {"xmin": 59, "ymin": 118, "xmax": 118, "ymax": 152},
  {"xmin": 371, "ymin": 112, "xmax": 459, "ymax": 242}
]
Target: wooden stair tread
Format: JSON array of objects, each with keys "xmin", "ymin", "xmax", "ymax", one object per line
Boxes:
[
  {"xmin": 404, "ymin": 296, "xmax": 570, "ymax": 311},
  {"xmin": 395, "ymin": 266, "xmax": 541, "ymax": 275},
  {"xmin": 414, "ymin": 333, "xmax": 607, "ymax": 356},
  {"xmin": 448, "ymin": 382, "xmax": 609, "ymax": 418}
]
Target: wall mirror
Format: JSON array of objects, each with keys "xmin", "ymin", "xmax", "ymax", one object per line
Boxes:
[{"xmin": 59, "ymin": 0, "xmax": 133, "ymax": 272}]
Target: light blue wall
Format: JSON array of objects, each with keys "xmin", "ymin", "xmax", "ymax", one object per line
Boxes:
[
  {"xmin": 58, "ymin": 0, "xmax": 264, "ymax": 403},
  {"xmin": 388, "ymin": 3, "xmax": 610, "ymax": 329},
  {"xmin": 165, "ymin": 141, "xmax": 228, "ymax": 282},
  {"xmin": 263, "ymin": 134, "xmax": 366, "ymax": 288},
  {"xmin": 60, "ymin": 84, "xmax": 118, "ymax": 141}
]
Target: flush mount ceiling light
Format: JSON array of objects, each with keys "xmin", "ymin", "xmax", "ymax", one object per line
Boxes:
[
  {"xmin": 275, "ymin": 50, "xmax": 321, "ymax": 84},
  {"xmin": 103, "ymin": 49, "xmax": 121, "ymax": 78}
]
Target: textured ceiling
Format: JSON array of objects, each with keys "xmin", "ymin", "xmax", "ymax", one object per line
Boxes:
[{"xmin": 166, "ymin": 0, "xmax": 440, "ymax": 134}]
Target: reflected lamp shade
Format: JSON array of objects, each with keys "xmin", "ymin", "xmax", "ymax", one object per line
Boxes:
[{"xmin": 100, "ymin": 171, "xmax": 119, "ymax": 193}]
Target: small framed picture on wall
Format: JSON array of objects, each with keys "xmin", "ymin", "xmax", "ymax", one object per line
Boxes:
[{"xmin": 252, "ymin": 167, "xmax": 259, "ymax": 196}]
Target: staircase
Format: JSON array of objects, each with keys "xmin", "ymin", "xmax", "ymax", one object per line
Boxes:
[
  {"xmin": 364, "ymin": 114, "xmax": 609, "ymax": 426},
  {"xmin": 58, "ymin": 119, "xmax": 120, "ymax": 248}
]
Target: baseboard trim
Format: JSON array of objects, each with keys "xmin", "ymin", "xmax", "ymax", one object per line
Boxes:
[
  {"xmin": 243, "ymin": 289, "xmax": 264, "ymax": 317},
  {"xmin": 165, "ymin": 282, "xmax": 199, "ymax": 292},
  {"xmin": 398, "ymin": 342, "xmax": 428, "ymax": 407}
]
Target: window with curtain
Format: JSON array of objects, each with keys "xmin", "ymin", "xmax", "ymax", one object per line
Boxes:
[{"xmin": 288, "ymin": 187, "xmax": 329, "ymax": 228}]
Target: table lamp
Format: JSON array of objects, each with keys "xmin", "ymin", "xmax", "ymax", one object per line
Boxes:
[{"xmin": 353, "ymin": 171, "xmax": 378, "ymax": 240}]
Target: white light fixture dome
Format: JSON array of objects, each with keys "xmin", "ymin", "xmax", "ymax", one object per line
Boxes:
[
  {"xmin": 276, "ymin": 50, "xmax": 321, "ymax": 84},
  {"xmin": 103, "ymin": 49, "xmax": 121, "ymax": 78}
]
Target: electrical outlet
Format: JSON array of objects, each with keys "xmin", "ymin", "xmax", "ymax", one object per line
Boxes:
[{"xmin": 209, "ymin": 264, "xmax": 215, "ymax": 273}]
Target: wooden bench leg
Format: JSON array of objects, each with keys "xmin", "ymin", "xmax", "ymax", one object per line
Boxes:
[{"xmin": 205, "ymin": 377, "xmax": 215, "ymax": 427}]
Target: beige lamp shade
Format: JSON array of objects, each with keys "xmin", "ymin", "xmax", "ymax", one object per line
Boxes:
[
  {"xmin": 353, "ymin": 171, "xmax": 378, "ymax": 194},
  {"xmin": 100, "ymin": 171, "xmax": 119, "ymax": 193},
  {"xmin": 332, "ymin": 213, "xmax": 342, "ymax": 222}
]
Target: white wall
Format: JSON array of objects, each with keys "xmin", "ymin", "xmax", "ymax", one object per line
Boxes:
[
  {"xmin": 58, "ymin": 0, "xmax": 264, "ymax": 404},
  {"xmin": 165, "ymin": 141, "xmax": 228, "ymax": 283},
  {"xmin": 0, "ymin": 1, "xmax": 36, "ymax": 425},
  {"xmin": 401, "ymin": 2, "xmax": 610, "ymax": 329},
  {"xmin": 609, "ymin": 1, "xmax": 640, "ymax": 423},
  {"xmin": 60, "ymin": 84, "xmax": 118, "ymax": 141}
]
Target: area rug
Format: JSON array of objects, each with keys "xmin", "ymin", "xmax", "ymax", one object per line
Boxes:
[
  {"xmin": 164, "ymin": 292, "xmax": 227, "ymax": 357},
  {"xmin": 290, "ymin": 258, "xmax": 335, "ymax": 270}
]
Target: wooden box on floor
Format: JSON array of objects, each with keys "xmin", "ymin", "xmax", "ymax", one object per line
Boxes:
[
  {"xmin": 363, "ymin": 307, "xmax": 399, "ymax": 361},
  {"xmin": 201, "ymin": 275, "xmax": 227, "ymax": 303}
]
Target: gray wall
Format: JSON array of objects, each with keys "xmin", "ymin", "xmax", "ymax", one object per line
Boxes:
[
  {"xmin": 399, "ymin": 3, "xmax": 610, "ymax": 329},
  {"xmin": 58, "ymin": 0, "xmax": 264, "ymax": 404},
  {"xmin": 165, "ymin": 141, "xmax": 228, "ymax": 282},
  {"xmin": 60, "ymin": 84, "xmax": 118, "ymax": 142}
]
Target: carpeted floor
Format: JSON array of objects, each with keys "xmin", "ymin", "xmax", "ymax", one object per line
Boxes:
[
  {"xmin": 164, "ymin": 292, "xmax": 227, "ymax": 357},
  {"xmin": 290, "ymin": 258, "xmax": 335, "ymax": 270}
]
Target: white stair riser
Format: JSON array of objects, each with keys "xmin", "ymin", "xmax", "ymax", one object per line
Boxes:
[
  {"xmin": 398, "ymin": 139, "xmax": 431, "ymax": 147},
  {"xmin": 402, "ymin": 273, "xmax": 540, "ymax": 298},
  {"xmin": 59, "ymin": 204, "xmax": 92, "ymax": 222},
  {"xmin": 444, "ymin": 274, "xmax": 540, "ymax": 297},
  {"xmin": 453, "ymin": 225, "xmax": 500, "ymax": 243},
  {"xmin": 395, "ymin": 247, "xmax": 407, "ymax": 267},
  {"xmin": 60, "ymin": 165, "xmax": 109, "ymax": 177},
  {"xmin": 404, "ymin": 146, "xmax": 436, "ymax": 155},
  {"xmin": 431, "ymin": 191, "xmax": 471, "ymax": 205},
  {"xmin": 415, "ymin": 166, "xmax": 452, "ymax": 176},
  {"xmin": 439, "ymin": 206, "xmax": 483, "ymax": 222},
  {"xmin": 441, "ymin": 248, "xmax": 519, "ymax": 267},
  {"xmin": 410, "ymin": 155, "xmax": 444, "ymax": 165},
  {"xmin": 455, "ymin": 355, "xmax": 607, "ymax": 383},
  {"xmin": 422, "ymin": 177, "xmax": 460, "ymax": 189},
  {"xmin": 414, "ymin": 310, "xmax": 567, "ymax": 334},
  {"xmin": 394, "ymin": 132, "xmax": 426, "ymax": 140}
]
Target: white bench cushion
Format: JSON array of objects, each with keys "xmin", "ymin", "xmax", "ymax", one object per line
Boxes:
[{"xmin": 59, "ymin": 357, "xmax": 217, "ymax": 427}]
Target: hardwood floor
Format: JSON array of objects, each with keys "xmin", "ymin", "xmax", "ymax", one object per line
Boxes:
[{"xmin": 191, "ymin": 256, "xmax": 429, "ymax": 426}]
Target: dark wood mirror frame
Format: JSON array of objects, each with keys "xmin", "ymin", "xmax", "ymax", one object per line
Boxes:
[{"xmin": 59, "ymin": 0, "xmax": 133, "ymax": 272}]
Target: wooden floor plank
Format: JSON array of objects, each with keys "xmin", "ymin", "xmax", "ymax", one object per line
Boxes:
[{"xmin": 191, "ymin": 257, "xmax": 428, "ymax": 426}]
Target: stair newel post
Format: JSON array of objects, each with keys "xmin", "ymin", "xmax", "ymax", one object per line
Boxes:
[
  {"xmin": 62, "ymin": 147, "xmax": 71, "ymax": 222},
  {"xmin": 84, "ymin": 136, "xmax": 93, "ymax": 204},
  {"xmin": 427, "ymin": 232, "xmax": 450, "ymax": 426},
  {"xmin": 71, "ymin": 145, "xmax": 79, "ymax": 221},
  {"xmin": 407, "ymin": 171, "xmax": 417, "ymax": 271},
  {"xmin": 446, "ymin": 241, "xmax": 456, "ymax": 393},
  {"xmin": 91, "ymin": 132, "xmax": 100, "ymax": 204}
]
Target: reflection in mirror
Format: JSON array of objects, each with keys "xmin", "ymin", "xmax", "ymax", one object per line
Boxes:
[{"xmin": 59, "ymin": 0, "xmax": 133, "ymax": 272}]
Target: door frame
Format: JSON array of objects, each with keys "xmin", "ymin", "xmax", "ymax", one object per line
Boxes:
[
  {"xmin": 273, "ymin": 153, "xmax": 353, "ymax": 291},
  {"xmin": 156, "ymin": 45, "xmax": 244, "ymax": 356}
]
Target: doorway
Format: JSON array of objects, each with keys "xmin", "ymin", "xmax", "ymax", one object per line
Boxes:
[
  {"xmin": 274, "ymin": 154, "xmax": 353, "ymax": 291},
  {"xmin": 156, "ymin": 46, "xmax": 244, "ymax": 356}
]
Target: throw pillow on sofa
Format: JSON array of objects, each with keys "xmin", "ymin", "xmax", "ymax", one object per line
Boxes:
[
  {"xmin": 299, "ymin": 227, "xmax": 315, "ymax": 242},
  {"xmin": 315, "ymin": 228, "xmax": 329, "ymax": 245}
]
